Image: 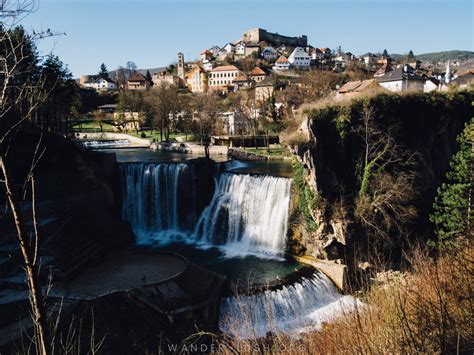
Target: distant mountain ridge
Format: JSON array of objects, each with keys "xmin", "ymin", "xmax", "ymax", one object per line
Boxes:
[{"xmin": 389, "ymin": 50, "xmax": 474, "ymax": 63}]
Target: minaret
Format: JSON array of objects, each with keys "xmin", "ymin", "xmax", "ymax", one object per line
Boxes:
[
  {"xmin": 177, "ymin": 52, "xmax": 185, "ymax": 85},
  {"xmin": 445, "ymin": 61, "xmax": 451, "ymax": 84}
]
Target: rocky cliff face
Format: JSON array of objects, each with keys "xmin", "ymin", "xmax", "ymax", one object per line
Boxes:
[
  {"xmin": 1, "ymin": 128, "xmax": 134, "ymax": 280},
  {"xmin": 289, "ymin": 91, "xmax": 474, "ymax": 264}
]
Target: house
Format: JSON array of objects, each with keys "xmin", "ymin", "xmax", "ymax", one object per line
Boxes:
[
  {"xmin": 334, "ymin": 52, "xmax": 355, "ymax": 67},
  {"xmin": 127, "ymin": 72, "xmax": 151, "ymax": 90},
  {"xmin": 255, "ymin": 77, "xmax": 274, "ymax": 102},
  {"xmin": 336, "ymin": 79, "xmax": 377, "ymax": 99},
  {"xmin": 80, "ymin": 75, "xmax": 117, "ymax": 91},
  {"xmin": 208, "ymin": 65, "xmax": 240, "ymax": 91},
  {"xmin": 250, "ymin": 67, "xmax": 266, "ymax": 83},
  {"xmin": 233, "ymin": 73, "xmax": 251, "ymax": 91},
  {"xmin": 235, "ymin": 42, "xmax": 246, "ymax": 56},
  {"xmin": 152, "ymin": 72, "xmax": 180, "ymax": 87},
  {"xmin": 186, "ymin": 66, "xmax": 208, "ymax": 93},
  {"xmin": 361, "ymin": 53, "xmax": 378, "ymax": 66},
  {"xmin": 223, "ymin": 43, "xmax": 236, "ymax": 53},
  {"xmin": 95, "ymin": 77, "xmax": 117, "ymax": 91},
  {"xmin": 261, "ymin": 47, "xmax": 278, "ymax": 61},
  {"xmin": 200, "ymin": 50, "xmax": 213, "ymax": 61},
  {"xmin": 376, "ymin": 65, "xmax": 425, "ymax": 92},
  {"xmin": 273, "ymin": 55, "xmax": 290, "ymax": 71},
  {"xmin": 288, "ymin": 47, "xmax": 311, "ymax": 69},
  {"xmin": 313, "ymin": 47, "xmax": 331, "ymax": 60},
  {"xmin": 208, "ymin": 46, "xmax": 221, "ymax": 57}
]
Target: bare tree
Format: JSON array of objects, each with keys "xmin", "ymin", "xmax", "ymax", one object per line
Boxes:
[
  {"xmin": 192, "ymin": 93, "xmax": 220, "ymax": 158},
  {"xmin": 355, "ymin": 102, "xmax": 418, "ymax": 244},
  {"xmin": 144, "ymin": 83, "xmax": 179, "ymax": 142},
  {"xmin": 0, "ymin": 2, "xmax": 56, "ymax": 353}
]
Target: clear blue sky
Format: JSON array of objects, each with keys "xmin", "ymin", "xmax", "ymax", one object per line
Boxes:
[{"xmin": 21, "ymin": 0, "xmax": 473, "ymax": 77}]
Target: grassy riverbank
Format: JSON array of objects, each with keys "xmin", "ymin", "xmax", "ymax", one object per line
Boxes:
[{"xmin": 236, "ymin": 145, "xmax": 292, "ymax": 159}]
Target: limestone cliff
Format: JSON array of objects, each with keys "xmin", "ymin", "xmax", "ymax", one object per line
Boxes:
[{"xmin": 288, "ymin": 91, "xmax": 474, "ymax": 265}]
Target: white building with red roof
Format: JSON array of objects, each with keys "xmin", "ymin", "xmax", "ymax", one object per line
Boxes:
[
  {"xmin": 250, "ymin": 67, "xmax": 266, "ymax": 83},
  {"xmin": 273, "ymin": 56, "xmax": 290, "ymax": 71}
]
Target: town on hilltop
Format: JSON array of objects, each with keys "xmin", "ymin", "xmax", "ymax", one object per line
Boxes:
[
  {"xmin": 74, "ymin": 28, "xmax": 473, "ymax": 138},
  {"xmin": 1, "ymin": 0, "xmax": 474, "ymax": 352}
]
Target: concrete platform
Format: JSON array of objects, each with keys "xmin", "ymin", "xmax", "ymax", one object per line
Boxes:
[{"xmin": 51, "ymin": 250, "xmax": 188, "ymax": 300}]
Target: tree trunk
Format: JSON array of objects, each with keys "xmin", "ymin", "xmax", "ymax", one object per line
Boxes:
[{"xmin": 0, "ymin": 155, "xmax": 50, "ymax": 355}]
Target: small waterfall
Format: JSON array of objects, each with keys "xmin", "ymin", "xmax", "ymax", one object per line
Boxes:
[
  {"xmin": 219, "ymin": 271, "xmax": 361, "ymax": 338},
  {"xmin": 121, "ymin": 163, "xmax": 196, "ymax": 243},
  {"xmin": 192, "ymin": 173, "xmax": 291, "ymax": 257},
  {"xmin": 81, "ymin": 139, "xmax": 130, "ymax": 148}
]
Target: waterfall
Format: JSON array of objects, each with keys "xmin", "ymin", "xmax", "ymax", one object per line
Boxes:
[
  {"xmin": 81, "ymin": 139, "xmax": 130, "ymax": 148},
  {"xmin": 121, "ymin": 163, "xmax": 196, "ymax": 244},
  {"xmin": 192, "ymin": 173, "xmax": 291, "ymax": 257},
  {"xmin": 219, "ymin": 271, "xmax": 362, "ymax": 338},
  {"xmin": 121, "ymin": 162, "xmax": 291, "ymax": 258}
]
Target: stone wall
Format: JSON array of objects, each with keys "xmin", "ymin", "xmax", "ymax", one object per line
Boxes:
[{"xmin": 242, "ymin": 28, "xmax": 307, "ymax": 47}]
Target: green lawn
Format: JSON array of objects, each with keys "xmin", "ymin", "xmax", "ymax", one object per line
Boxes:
[{"xmin": 127, "ymin": 130, "xmax": 191, "ymax": 142}]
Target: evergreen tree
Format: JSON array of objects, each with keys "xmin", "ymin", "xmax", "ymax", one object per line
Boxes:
[
  {"xmin": 39, "ymin": 54, "xmax": 75, "ymax": 133},
  {"xmin": 382, "ymin": 49, "xmax": 389, "ymax": 58},
  {"xmin": 430, "ymin": 118, "xmax": 473, "ymax": 249},
  {"xmin": 98, "ymin": 62, "xmax": 109, "ymax": 78},
  {"xmin": 145, "ymin": 70, "xmax": 153, "ymax": 86},
  {"xmin": 407, "ymin": 50, "xmax": 415, "ymax": 62}
]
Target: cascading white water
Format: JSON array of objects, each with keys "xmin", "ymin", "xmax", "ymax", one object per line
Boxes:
[
  {"xmin": 121, "ymin": 161, "xmax": 291, "ymax": 258},
  {"xmin": 192, "ymin": 173, "xmax": 291, "ymax": 257},
  {"xmin": 121, "ymin": 163, "xmax": 196, "ymax": 244},
  {"xmin": 82, "ymin": 139, "xmax": 130, "ymax": 148},
  {"xmin": 219, "ymin": 271, "xmax": 362, "ymax": 338}
]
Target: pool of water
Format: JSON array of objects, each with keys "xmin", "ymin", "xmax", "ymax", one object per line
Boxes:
[
  {"xmin": 103, "ymin": 148, "xmax": 293, "ymax": 177},
  {"xmin": 102, "ymin": 148, "xmax": 229, "ymax": 163},
  {"xmin": 155, "ymin": 243, "xmax": 303, "ymax": 286},
  {"xmin": 226, "ymin": 160, "xmax": 293, "ymax": 178}
]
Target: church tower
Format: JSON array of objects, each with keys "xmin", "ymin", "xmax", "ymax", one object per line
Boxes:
[
  {"xmin": 445, "ymin": 61, "xmax": 451, "ymax": 84},
  {"xmin": 177, "ymin": 52, "xmax": 185, "ymax": 85}
]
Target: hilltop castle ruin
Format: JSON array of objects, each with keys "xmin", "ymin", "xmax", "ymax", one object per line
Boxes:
[{"xmin": 242, "ymin": 28, "xmax": 307, "ymax": 47}]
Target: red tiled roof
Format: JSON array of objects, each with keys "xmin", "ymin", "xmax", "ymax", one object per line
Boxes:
[
  {"xmin": 210, "ymin": 65, "xmax": 239, "ymax": 72},
  {"xmin": 276, "ymin": 56, "xmax": 289, "ymax": 64},
  {"xmin": 338, "ymin": 79, "xmax": 375, "ymax": 93},
  {"xmin": 200, "ymin": 50, "xmax": 212, "ymax": 55},
  {"xmin": 338, "ymin": 81, "xmax": 363, "ymax": 93},
  {"xmin": 355, "ymin": 79, "xmax": 375, "ymax": 92},
  {"xmin": 250, "ymin": 67, "xmax": 266, "ymax": 76},
  {"xmin": 234, "ymin": 74, "xmax": 249, "ymax": 82}
]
